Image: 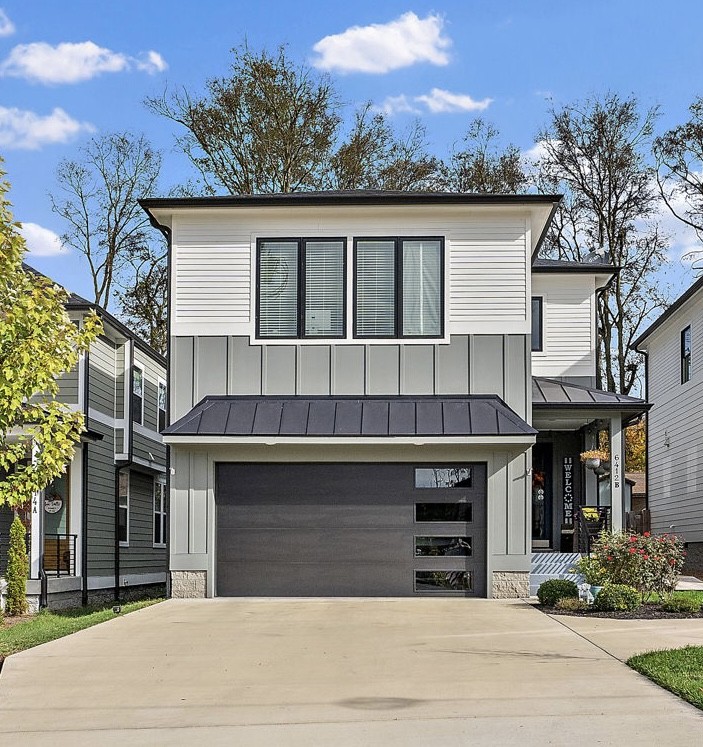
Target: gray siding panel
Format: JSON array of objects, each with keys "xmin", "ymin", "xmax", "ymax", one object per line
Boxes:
[
  {"xmin": 228, "ymin": 336, "xmax": 262, "ymax": 395},
  {"xmin": 263, "ymin": 346, "xmax": 296, "ymax": 394},
  {"xmin": 120, "ymin": 470, "xmax": 167, "ymax": 573},
  {"xmin": 86, "ymin": 420, "xmax": 116, "ymax": 577},
  {"xmin": 332, "ymin": 346, "xmax": 365, "ymax": 394},
  {"xmin": 195, "ymin": 337, "xmax": 228, "ymax": 401},
  {"xmin": 471, "ymin": 336, "xmax": 505, "ymax": 399},
  {"xmin": 132, "ymin": 431, "xmax": 166, "ymax": 465},
  {"xmin": 435, "ymin": 335, "xmax": 469, "ymax": 394},
  {"xmin": 505, "ymin": 335, "xmax": 528, "ymax": 418},
  {"xmin": 57, "ymin": 365, "xmax": 79, "ymax": 404},
  {"xmin": 173, "ymin": 336, "xmax": 194, "ymax": 420},
  {"xmin": 401, "ymin": 346, "xmax": 434, "ymax": 395},
  {"xmin": 367, "ymin": 346, "xmax": 400, "ymax": 395},
  {"xmin": 115, "ymin": 344, "xmax": 125, "ymax": 418},
  {"xmin": 298, "ymin": 346, "xmax": 331, "ymax": 395}
]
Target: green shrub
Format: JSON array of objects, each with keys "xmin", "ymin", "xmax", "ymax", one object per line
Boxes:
[
  {"xmin": 661, "ymin": 596, "xmax": 702, "ymax": 614},
  {"xmin": 537, "ymin": 579, "xmax": 579, "ymax": 606},
  {"xmin": 6, "ymin": 516, "xmax": 29, "ymax": 616},
  {"xmin": 594, "ymin": 583, "xmax": 641, "ymax": 612},
  {"xmin": 554, "ymin": 596, "xmax": 589, "ymax": 612},
  {"xmin": 570, "ymin": 555, "xmax": 609, "ymax": 586}
]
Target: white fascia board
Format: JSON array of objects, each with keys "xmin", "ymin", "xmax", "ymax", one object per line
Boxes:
[{"xmin": 162, "ymin": 435, "xmax": 536, "ymax": 447}]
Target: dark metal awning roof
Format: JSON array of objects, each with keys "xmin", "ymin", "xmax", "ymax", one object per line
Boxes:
[
  {"xmin": 163, "ymin": 395, "xmax": 537, "ymax": 441},
  {"xmin": 532, "ymin": 377, "xmax": 648, "ymax": 412}
]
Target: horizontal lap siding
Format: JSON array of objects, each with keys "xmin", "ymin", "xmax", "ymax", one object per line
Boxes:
[
  {"xmin": 88, "ymin": 337, "xmax": 117, "ymax": 417},
  {"xmin": 121, "ymin": 470, "xmax": 167, "ymax": 573},
  {"xmin": 133, "ymin": 430, "xmax": 166, "ymax": 465},
  {"xmin": 86, "ymin": 420, "xmax": 117, "ymax": 577},
  {"xmin": 646, "ymin": 295, "xmax": 703, "ymax": 542},
  {"xmin": 57, "ymin": 365, "xmax": 79, "ymax": 404},
  {"xmin": 531, "ymin": 275, "xmax": 595, "ymax": 378},
  {"xmin": 134, "ymin": 349, "xmax": 166, "ymax": 436}
]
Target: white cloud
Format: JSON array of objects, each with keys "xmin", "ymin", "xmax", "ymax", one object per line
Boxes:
[
  {"xmin": 0, "ymin": 8, "xmax": 15, "ymax": 36},
  {"xmin": 19, "ymin": 223, "xmax": 66, "ymax": 257},
  {"xmin": 415, "ymin": 88, "xmax": 492, "ymax": 114},
  {"xmin": 0, "ymin": 106, "xmax": 95, "ymax": 150},
  {"xmin": 375, "ymin": 89, "xmax": 491, "ymax": 116},
  {"xmin": 374, "ymin": 94, "xmax": 421, "ymax": 116},
  {"xmin": 312, "ymin": 12, "xmax": 450, "ymax": 74},
  {"xmin": 0, "ymin": 41, "xmax": 168, "ymax": 84}
]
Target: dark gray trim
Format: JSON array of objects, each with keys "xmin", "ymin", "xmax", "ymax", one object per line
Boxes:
[
  {"xmin": 532, "ymin": 259, "xmax": 619, "ymax": 274},
  {"xmin": 531, "ymin": 296, "xmax": 543, "ymax": 352},
  {"xmin": 634, "ymin": 274, "xmax": 703, "ymax": 349},
  {"xmin": 140, "ymin": 191, "xmax": 562, "ymax": 209}
]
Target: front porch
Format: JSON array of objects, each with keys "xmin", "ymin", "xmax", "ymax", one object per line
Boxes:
[{"xmin": 531, "ymin": 377, "xmax": 649, "ymax": 555}]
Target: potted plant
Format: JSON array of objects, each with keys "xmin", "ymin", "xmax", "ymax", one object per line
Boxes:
[
  {"xmin": 580, "ymin": 449, "xmax": 609, "ymax": 471},
  {"xmin": 571, "ymin": 555, "xmax": 609, "ymax": 599}
]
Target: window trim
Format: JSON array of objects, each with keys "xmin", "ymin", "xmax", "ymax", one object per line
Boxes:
[
  {"xmin": 255, "ymin": 237, "xmax": 347, "ymax": 340},
  {"xmin": 353, "ymin": 236, "xmax": 445, "ymax": 340},
  {"xmin": 118, "ymin": 470, "xmax": 129, "ymax": 548},
  {"xmin": 131, "ymin": 362, "xmax": 144, "ymax": 426},
  {"xmin": 153, "ymin": 476, "xmax": 167, "ymax": 548},
  {"xmin": 681, "ymin": 324, "xmax": 692, "ymax": 384},
  {"xmin": 157, "ymin": 378, "xmax": 167, "ymax": 433},
  {"xmin": 531, "ymin": 296, "xmax": 544, "ymax": 352}
]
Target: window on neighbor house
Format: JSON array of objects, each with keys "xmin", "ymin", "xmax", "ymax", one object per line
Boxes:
[
  {"xmin": 531, "ymin": 297, "xmax": 543, "ymax": 352},
  {"xmin": 682, "ymin": 325, "xmax": 692, "ymax": 384},
  {"xmin": 118, "ymin": 471, "xmax": 129, "ymax": 546},
  {"xmin": 158, "ymin": 380, "xmax": 167, "ymax": 432},
  {"xmin": 132, "ymin": 364, "xmax": 144, "ymax": 425},
  {"xmin": 154, "ymin": 477, "xmax": 166, "ymax": 547},
  {"xmin": 257, "ymin": 239, "xmax": 345, "ymax": 338},
  {"xmin": 354, "ymin": 238, "xmax": 443, "ymax": 338}
]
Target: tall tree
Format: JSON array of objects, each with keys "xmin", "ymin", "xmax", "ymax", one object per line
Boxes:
[
  {"xmin": 445, "ymin": 118, "xmax": 528, "ymax": 193},
  {"xmin": 51, "ymin": 132, "xmax": 162, "ymax": 309},
  {"xmin": 146, "ymin": 44, "xmax": 340, "ymax": 195},
  {"xmin": 1, "ymin": 164, "xmax": 101, "ymax": 508},
  {"xmin": 654, "ymin": 97, "xmax": 703, "ymax": 251},
  {"xmin": 536, "ymin": 93, "xmax": 668, "ymax": 394}
]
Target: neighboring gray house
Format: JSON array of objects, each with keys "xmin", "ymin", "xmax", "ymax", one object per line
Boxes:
[
  {"xmin": 635, "ymin": 276, "xmax": 703, "ymax": 567},
  {"xmin": 141, "ymin": 191, "xmax": 647, "ymax": 599},
  {"xmin": 0, "ymin": 269, "xmax": 167, "ymax": 610}
]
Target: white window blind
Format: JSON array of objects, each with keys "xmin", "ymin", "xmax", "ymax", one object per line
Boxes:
[
  {"xmin": 355, "ymin": 240, "xmax": 396, "ymax": 336},
  {"xmin": 258, "ymin": 241, "xmax": 298, "ymax": 337},
  {"xmin": 402, "ymin": 240, "xmax": 441, "ymax": 336},
  {"xmin": 305, "ymin": 241, "xmax": 344, "ymax": 337}
]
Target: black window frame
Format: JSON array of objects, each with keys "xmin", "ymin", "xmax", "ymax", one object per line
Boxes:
[
  {"xmin": 681, "ymin": 324, "xmax": 692, "ymax": 384},
  {"xmin": 256, "ymin": 237, "xmax": 347, "ymax": 340},
  {"xmin": 353, "ymin": 236, "xmax": 445, "ymax": 339},
  {"xmin": 131, "ymin": 363, "xmax": 144, "ymax": 426},
  {"xmin": 531, "ymin": 296, "xmax": 543, "ymax": 352},
  {"xmin": 158, "ymin": 379, "xmax": 167, "ymax": 433}
]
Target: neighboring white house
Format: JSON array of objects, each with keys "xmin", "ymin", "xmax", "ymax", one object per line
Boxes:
[
  {"xmin": 141, "ymin": 191, "xmax": 647, "ymax": 599},
  {"xmin": 635, "ymin": 276, "xmax": 703, "ymax": 567}
]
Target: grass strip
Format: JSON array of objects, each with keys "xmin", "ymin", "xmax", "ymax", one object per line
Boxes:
[
  {"xmin": 628, "ymin": 646, "xmax": 703, "ymax": 710},
  {"xmin": 1, "ymin": 598, "xmax": 161, "ymax": 662}
]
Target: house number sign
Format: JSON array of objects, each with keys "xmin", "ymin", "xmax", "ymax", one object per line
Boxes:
[{"xmin": 563, "ymin": 457, "xmax": 574, "ymax": 527}]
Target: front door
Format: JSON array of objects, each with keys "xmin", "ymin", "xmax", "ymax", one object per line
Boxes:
[{"xmin": 532, "ymin": 444, "xmax": 553, "ymax": 549}]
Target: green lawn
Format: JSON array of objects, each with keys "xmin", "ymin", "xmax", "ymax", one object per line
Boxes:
[
  {"xmin": 0, "ymin": 598, "xmax": 161, "ymax": 662},
  {"xmin": 628, "ymin": 646, "xmax": 703, "ymax": 710},
  {"xmin": 655, "ymin": 590, "xmax": 703, "ymax": 605}
]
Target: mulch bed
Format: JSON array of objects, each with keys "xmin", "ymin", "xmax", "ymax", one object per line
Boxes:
[
  {"xmin": 1, "ymin": 614, "xmax": 34, "ymax": 630},
  {"xmin": 540, "ymin": 604, "xmax": 703, "ymax": 620}
]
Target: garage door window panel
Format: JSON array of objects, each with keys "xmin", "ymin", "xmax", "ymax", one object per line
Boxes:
[
  {"xmin": 415, "ymin": 536, "xmax": 472, "ymax": 557},
  {"xmin": 415, "ymin": 503, "xmax": 472, "ymax": 522},
  {"xmin": 415, "ymin": 570, "xmax": 473, "ymax": 592}
]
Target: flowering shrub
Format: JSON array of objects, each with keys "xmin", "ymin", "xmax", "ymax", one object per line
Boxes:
[
  {"xmin": 571, "ymin": 555, "xmax": 609, "ymax": 585},
  {"xmin": 591, "ymin": 531, "xmax": 685, "ymax": 602}
]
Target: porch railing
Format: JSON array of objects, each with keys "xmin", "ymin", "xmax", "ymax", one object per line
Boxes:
[
  {"xmin": 43, "ymin": 534, "xmax": 77, "ymax": 577},
  {"xmin": 577, "ymin": 507, "xmax": 611, "ymax": 553}
]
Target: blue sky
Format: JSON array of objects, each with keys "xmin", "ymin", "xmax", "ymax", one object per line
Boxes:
[{"xmin": 1, "ymin": 1, "xmax": 702, "ymax": 300}]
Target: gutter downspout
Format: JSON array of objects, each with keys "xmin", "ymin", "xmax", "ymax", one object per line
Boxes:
[{"xmin": 81, "ymin": 349, "xmax": 90, "ymax": 606}]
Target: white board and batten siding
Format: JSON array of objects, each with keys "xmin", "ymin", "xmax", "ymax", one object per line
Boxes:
[
  {"xmin": 170, "ymin": 206, "xmax": 532, "ymax": 339},
  {"xmin": 531, "ymin": 274, "xmax": 596, "ymax": 379},
  {"xmin": 640, "ymin": 291, "xmax": 703, "ymax": 542}
]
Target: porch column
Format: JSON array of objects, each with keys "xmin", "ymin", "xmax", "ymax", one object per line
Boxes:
[
  {"xmin": 29, "ymin": 488, "xmax": 42, "ymax": 579},
  {"xmin": 609, "ymin": 415, "xmax": 624, "ymax": 531}
]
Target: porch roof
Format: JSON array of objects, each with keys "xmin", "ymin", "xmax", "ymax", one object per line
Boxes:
[
  {"xmin": 532, "ymin": 377, "xmax": 648, "ymax": 414},
  {"xmin": 163, "ymin": 394, "xmax": 537, "ymax": 441}
]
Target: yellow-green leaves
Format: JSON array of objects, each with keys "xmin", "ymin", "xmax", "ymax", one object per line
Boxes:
[{"xmin": 0, "ymin": 161, "xmax": 102, "ymax": 507}]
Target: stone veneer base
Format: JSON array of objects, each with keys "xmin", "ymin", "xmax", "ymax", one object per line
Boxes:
[
  {"xmin": 170, "ymin": 570, "xmax": 207, "ymax": 598},
  {"xmin": 492, "ymin": 571, "xmax": 530, "ymax": 598}
]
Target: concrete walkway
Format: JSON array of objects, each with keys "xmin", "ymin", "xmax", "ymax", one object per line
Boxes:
[{"xmin": 1, "ymin": 598, "xmax": 703, "ymax": 745}]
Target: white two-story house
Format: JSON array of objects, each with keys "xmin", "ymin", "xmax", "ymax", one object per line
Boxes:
[{"xmin": 141, "ymin": 191, "xmax": 647, "ymax": 598}]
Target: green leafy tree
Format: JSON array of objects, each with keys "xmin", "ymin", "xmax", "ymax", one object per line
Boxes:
[
  {"xmin": 0, "ymin": 163, "xmax": 102, "ymax": 508},
  {"xmin": 5, "ymin": 516, "xmax": 28, "ymax": 615}
]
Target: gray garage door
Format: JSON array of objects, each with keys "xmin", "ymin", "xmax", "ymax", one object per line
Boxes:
[{"xmin": 215, "ymin": 463, "xmax": 486, "ymax": 597}]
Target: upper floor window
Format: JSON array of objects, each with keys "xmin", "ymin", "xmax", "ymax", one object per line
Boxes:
[
  {"xmin": 257, "ymin": 239, "xmax": 345, "ymax": 339},
  {"xmin": 531, "ymin": 297, "xmax": 543, "ymax": 352},
  {"xmin": 354, "ymin": 237, "xmax": 443, "ymax": 338},
  {"xmin": 132, "ymin": 364, "xmax": 144, "ymax": 425},
  {"xmin": 158, "ymin": 379, "xmax": 167, "ymax": 432},
  {"xmin": 681, "ymin": 325, "xmax": 692, "ymax": 384}
]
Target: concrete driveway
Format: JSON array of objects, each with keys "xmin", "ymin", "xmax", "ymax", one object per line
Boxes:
[{"xmin": 1, "ymin": 598, "xmax": 702, "ymax": 746}]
